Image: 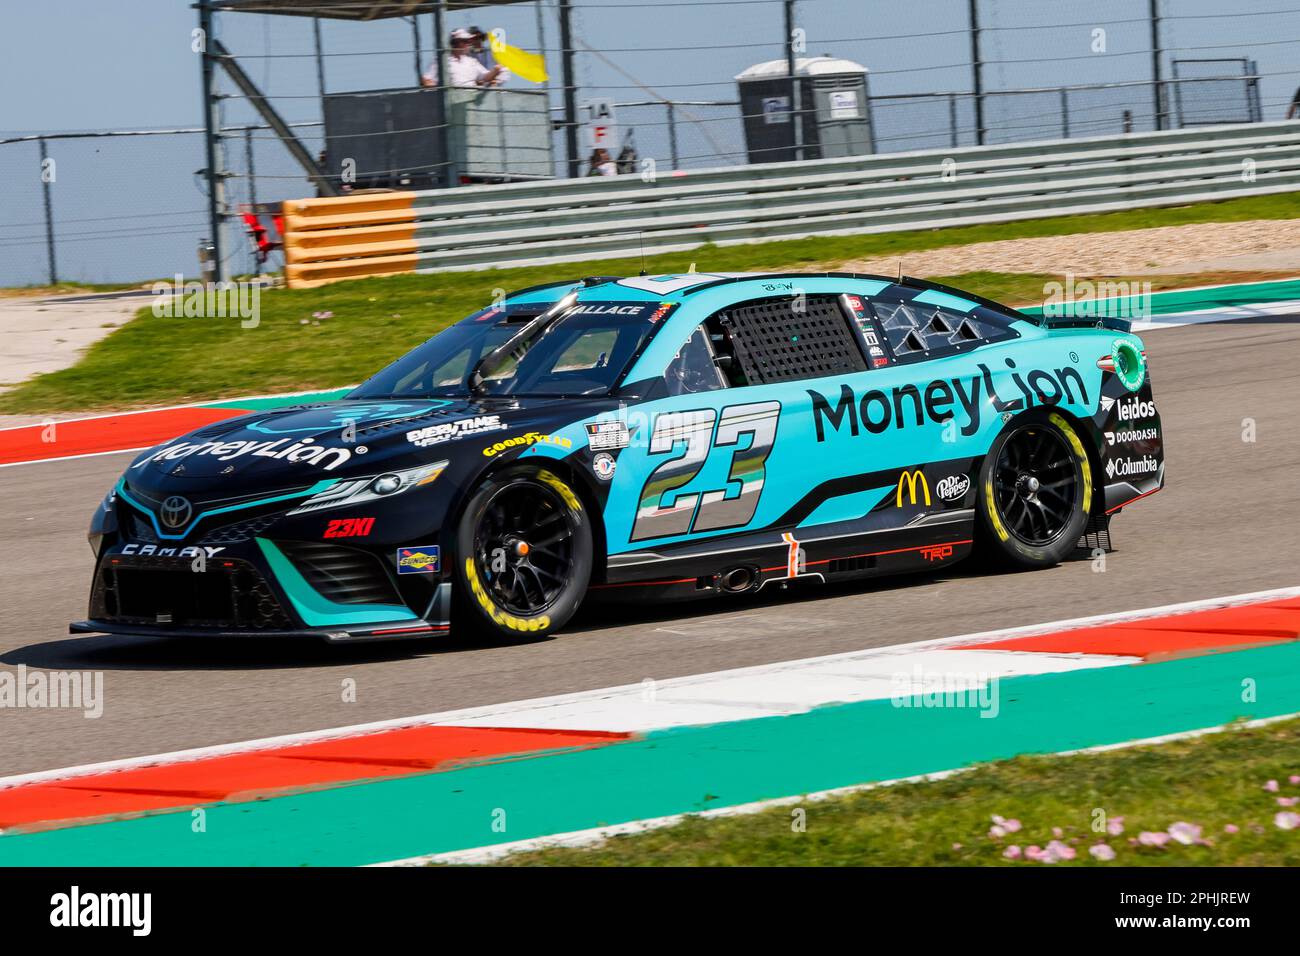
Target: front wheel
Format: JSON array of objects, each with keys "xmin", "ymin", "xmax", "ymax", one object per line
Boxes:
[
  {"xmin": 453, "ymin": 466, "xmax": 592, "ymax": 642},
  {"xmin": 976, "ymin": 412, "xmax": 1092, "ymax": 569}
]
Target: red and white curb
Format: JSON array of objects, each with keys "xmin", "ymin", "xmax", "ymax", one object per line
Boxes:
[{"xmin": 5, "ymin": 584, "xmax": 1297, "ymax": 796}]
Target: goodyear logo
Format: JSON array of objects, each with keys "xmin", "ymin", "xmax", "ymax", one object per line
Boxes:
[
  {"xmin": 396, "ymin": 545, "xmax": 440, "ymax": 574},
  {"xmin": 483, "ymin": 432, "xmax": 574, "ymax": 457},
  {"xmin": 896, "ymin": 469, "xmax": 931, "ymax": 507}
]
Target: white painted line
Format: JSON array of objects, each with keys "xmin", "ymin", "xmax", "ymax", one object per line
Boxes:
[
  {"xmin": 5, "ymin": 584, "xmax": 1296, "ymax": 793},
  {"xmin": 1130, "ymin": 298, "xmax": 1300, "ymax": 331},
  {"xmin": 0, "ymin": 385, "xmax": 356, "ymax": 434},
  {"xmin": 382, "ymin": 711, "xmax": 1300, "ymax": 867},
  {"xmin": 0, "ymin": 446, "xmax": 149, "ymax": 471}
]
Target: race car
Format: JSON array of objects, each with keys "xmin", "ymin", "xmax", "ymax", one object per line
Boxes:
[{"xmin": 73, "ymin": 272, "xmax": 1164, "ymax": 643}]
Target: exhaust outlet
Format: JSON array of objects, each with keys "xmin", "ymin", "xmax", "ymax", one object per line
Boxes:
[{"xmin": 719, "ymin": 566, "xmax": 756, "ymax": 593}]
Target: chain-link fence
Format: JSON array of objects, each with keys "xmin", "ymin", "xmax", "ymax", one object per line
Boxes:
[{"xmin": 4, "ymin": 0, "xmax": 1298, "ymax": 287}]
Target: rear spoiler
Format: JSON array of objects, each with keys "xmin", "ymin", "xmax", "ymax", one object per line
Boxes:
[{"xmin": 1034, "ymin": 314, "xmax": 1134, "ymax": 333}]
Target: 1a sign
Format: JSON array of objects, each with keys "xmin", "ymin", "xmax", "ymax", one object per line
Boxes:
[{"xmin": 583, "ymin": 98, "xmax": 620, "ymax": 150}]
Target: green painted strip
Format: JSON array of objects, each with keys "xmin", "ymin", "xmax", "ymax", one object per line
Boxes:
[
  {"xmin": 1021, "ymin": 277, "xmax": 1300, "ymax": 318},
  {"xmin": 4, "ymin": 643, "xmax": 1298, "ymax": 867},
  {"xmin": 203, "ymin": 388, "xmax": 353, "ymax": 411}
]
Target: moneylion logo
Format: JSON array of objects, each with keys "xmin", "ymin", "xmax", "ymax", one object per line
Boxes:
[
  {"xmin": 896, "ymin": 469, "xmax": 931, "ymax": 507},
  {"xmin": 160, "ymin": 495, "xmax": 192, "ymax": 529}
]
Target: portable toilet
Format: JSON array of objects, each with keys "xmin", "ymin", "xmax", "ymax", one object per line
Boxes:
[{"xmin": 736, "ymin": 55, "xmax": 874, "ymax": 164}]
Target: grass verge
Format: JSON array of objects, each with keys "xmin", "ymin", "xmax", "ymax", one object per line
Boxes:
[
  {"xmin": 3, "ymin": 191, "xmax": 1298, "ymax": 414},
  {"xmin": 491, "ymin": 717, "xmax": 1300, "ymax": 866}
]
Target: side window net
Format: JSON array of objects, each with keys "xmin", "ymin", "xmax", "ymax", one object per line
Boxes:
[
  {"xmin": 714, "ymin": 295, "xmax": 866, "ymax": 385},
  {"xmin": 873, "ymin": 301, "xmax": 1014, "ymax": 358}
]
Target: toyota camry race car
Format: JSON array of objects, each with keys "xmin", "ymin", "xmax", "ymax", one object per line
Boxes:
[{"xmin": 74, "ymin": 272, "xmax": 1164, "ymax": 643}]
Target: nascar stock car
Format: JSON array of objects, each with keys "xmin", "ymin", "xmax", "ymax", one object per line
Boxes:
[{"xmin": 74, "ymin": 272, "xmax": 1164, "ymax": 643}]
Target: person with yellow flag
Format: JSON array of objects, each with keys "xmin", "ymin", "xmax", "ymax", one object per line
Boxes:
[{"xmin": 486, "ymin": 28, "xmax": 548, "ymax": 84}]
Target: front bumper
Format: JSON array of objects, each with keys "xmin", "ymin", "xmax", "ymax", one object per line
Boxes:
[
  {"xmin": 76, "ymin": 541, "xmax": 452, "ymax": 643},
  {"xmin": 69, "ymin": 618, "xmax": 448, "ymax": 644}
]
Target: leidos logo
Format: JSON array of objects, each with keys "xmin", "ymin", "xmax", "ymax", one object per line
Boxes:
[
  {"xmin": 896, "ymin": 469, "xmax": 931, "ymax": 507},
  {"xmin": 1116, "ymin": 396, "xmax": 1156, "ymax": 422}
]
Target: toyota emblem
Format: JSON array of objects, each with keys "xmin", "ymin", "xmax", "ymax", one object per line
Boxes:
[{"xmin": 160, "ymin": 495, "xmax": 192, "ymax": 529}]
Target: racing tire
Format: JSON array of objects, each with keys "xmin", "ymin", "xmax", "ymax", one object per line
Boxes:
[
  {"xmin": 453, "ymin": 465, "xmax": 592, "ymax": 642},
  {"xmin": 975, "ymin": 411, "xmax": 1092, "ymax": 569}
]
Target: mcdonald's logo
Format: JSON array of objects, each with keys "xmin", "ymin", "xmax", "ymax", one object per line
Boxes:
[{"xmin": 896, "ymin": 469, "xmax": 931, "ymax": 507}]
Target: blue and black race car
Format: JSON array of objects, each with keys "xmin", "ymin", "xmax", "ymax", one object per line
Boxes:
[{"xmin": 74, "ymin": 272, "xmax": 1164, "ymax": 643}]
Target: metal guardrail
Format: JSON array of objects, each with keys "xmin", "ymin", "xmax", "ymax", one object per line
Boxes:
[{"xmin": 280, "ymin": 121, "xmax": 1300, "ymax": 288}]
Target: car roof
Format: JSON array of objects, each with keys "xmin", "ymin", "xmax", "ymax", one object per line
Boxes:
[{"xmin": 500, "ymin": 271, "xmax": 1036, "ymax": 326}]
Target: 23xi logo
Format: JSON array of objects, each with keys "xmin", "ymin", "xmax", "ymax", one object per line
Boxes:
[{"xmin": 324, "ymin": 517, "xmax": 375, "ymax": 539}]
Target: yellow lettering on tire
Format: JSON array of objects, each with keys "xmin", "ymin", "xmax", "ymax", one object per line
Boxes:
[
  {"xmin": 1048, "ymin": 413, "xmax": 1092, "ymax": 514},
  {"xmin": 537, "ymin": 470, "xmax": 583, "ymax": 513},
  {"xmin": 985, "ymin": 471, "xmax": 1010, "ymax": 542},
  {"xmin": 464, "ymin": 557, "xmax": 550, "ymax": 634}
]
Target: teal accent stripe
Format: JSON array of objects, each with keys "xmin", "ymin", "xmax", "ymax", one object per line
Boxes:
[
  {"xmin": 4, "ymin": 642, "xmax": 1297, "ymax": 866},
  {"xmin": 913, "ymin": 289, "xmax": 977, "ymax": 313},
  {"xmin": 797, "ymin": 486, "xmax": 892, "ymax": 529},
  {"xmin": 255, "ymin": 538, "xmax": 417, "ymax": 628},
  {"xmin": 117, "ymin": 479, "xmax": 336, "ymax": 541},
  {"xmin": 203, "ymin": 388, "xmax": 353, "ymax": 411},
  {"xmin": 1021, "ymin": 278, "xmax": 1300, "ymax": 319}
]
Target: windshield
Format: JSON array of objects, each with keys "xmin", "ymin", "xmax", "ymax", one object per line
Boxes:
[{"xmin": 350, "ymin": 301, "xmax": 667, "ymax": 399}]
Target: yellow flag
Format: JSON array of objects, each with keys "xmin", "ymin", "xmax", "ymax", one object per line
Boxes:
[{"xmin": 489, "ymin": 30, "xmax": 548, "ymax": 84}]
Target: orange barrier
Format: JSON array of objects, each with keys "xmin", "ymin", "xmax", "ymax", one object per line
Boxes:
[{"xmin": 281, "ymin": 191, "xmax": 420, "ymax": 288}]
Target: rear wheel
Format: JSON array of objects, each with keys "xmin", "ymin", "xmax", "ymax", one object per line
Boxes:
[
  {"xmin": 976, "ymin": 412, "xmax": 1092, "ymax": 569},
  {"xmin": 454, "ymin": 466, "xmax": 592, "ymax": 641}
]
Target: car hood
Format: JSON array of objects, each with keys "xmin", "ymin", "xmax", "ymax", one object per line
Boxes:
[{"xmin": 123, "ymin": 397, "xmax": 592, "ymax": 488}]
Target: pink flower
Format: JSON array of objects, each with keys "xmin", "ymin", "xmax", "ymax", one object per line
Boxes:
[
  {"xmin": 1089, "ymin": 843, "xmax": 1116, "ymax": 861},
  {"xmin": 1290, "ymin": 775, "xmax": 1300, "ymax": 785},
  {"xmin": 1043, "ymin": 840, "xmax": 1076, "ymax": 863},
  {"xmin": 1265, "ymin": 779, "xmax": 1280, "ymax": 792},
  {"xmin": 1003, "ymin": 818, "xmax": 1022, "ymax": 833},
  {"xmin": 1138, "ymin": 831, "xmax": 1171, "ymax": 847},
  {"xmin": 1107, "ymin": 816, "xmax": 1125, "ymax": 836},
  {"xmin": 1168, "ymin": 822, "xmax": 1202, "ymax": 846},
  {"xmin": 1275, "ymin": 812, "xmax": 1300, "ymax": 831},
  {"xmin": 1224, "ymin": 824, "xmax": 1239, "ymax": 834},
  {"xmin": 1277, "ymin": 797, "xmax": 1299, "ymax": 807},
  {"xmin": 1024, "ymin": 845, "xmax": 1045, "ymax": 861},
  {"xmin": 989, "ymin": 825, "xmax": 1006, "ymax": 839},
  {"xmin": 1003, "ymin": 845, "xmax": 1022, "ymax": 860},
  {"xmin": 1052, "ymin": 827, "xmax": 1064, "ymax": 838}
]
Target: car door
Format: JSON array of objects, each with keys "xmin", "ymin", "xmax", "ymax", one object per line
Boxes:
[{"xmin": 604, "ymin": 291, "xmax": 875, "ymax": 563}]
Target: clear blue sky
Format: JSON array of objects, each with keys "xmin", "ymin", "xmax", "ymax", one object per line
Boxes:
[
  {"xmin": 2, "ymin": 1, "xmax": 1298, "ymax": 284},
  {"xmin": 6, "ymin": 0, "xmax": 1298, "ymax": 134}
]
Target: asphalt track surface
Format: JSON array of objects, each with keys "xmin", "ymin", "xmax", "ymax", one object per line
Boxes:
[{"xmin": 1, "ymin": 315, "xmax": 1297, "ymax": 776}]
